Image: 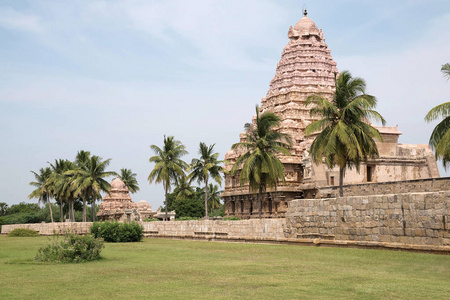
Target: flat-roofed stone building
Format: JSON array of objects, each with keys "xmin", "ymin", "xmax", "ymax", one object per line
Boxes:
[{"xmin": 222, "ymin": 12, "xmax": 440, "ymax": 218}]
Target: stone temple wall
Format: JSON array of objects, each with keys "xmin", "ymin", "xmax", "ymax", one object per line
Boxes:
[
  {"xmin": 2, "ymin": 192, "xmax": 449, "ymax": 253},
  {"xmin": 1, "ymin": 222, "xmax": 93, "ymax": 235},
  {"xmin": 141, "ymin": 219, "xmax": 286, "ymax": 242},
  {"xmin": 285, "ymin": 191, "xmax": 449, "ymax": 252},
  {"xmin": 316, "ymin": 177, "xmax": 450, "ymax": 198}
]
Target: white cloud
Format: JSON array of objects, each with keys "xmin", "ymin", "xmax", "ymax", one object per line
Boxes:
[{"xmin": 0, "ymin": 7, "xmax": 43, "ymax": 33}]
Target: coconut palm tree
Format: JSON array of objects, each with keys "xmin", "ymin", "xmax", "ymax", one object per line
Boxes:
[
  {"xmin": 148, "ymin": 136, "xmax": 188, "ymax": 221},
  {"xmin": 441, "ymin": 63, "xmax": 450, "ymax": 80},
  {"xmin": 425, "ymin": 63, "xmax": 450, "ymax": 169},
  {"xmin": 188, "ymin": 143, "xmax": 223, "ymax": 219},
  {"xmin": 231, "ymin": 105, "xmax": 292, "ymax": 218},
  {"xmin": 73, "ymin": 150, "xmax": 91, "ymax": 222},
  {"xmin": 48, "ymin": 159, "xmax": 76, "ymax": 222},
  {"xmin": 207, "ymin": 183, "xmax": 222, "ymax": 217},
  {"xmin": 28, "ymin": 167, "xmax": 54, "ymax": 223},
  {"xmin": 119, "ymin": 168, "xmax": 140, "ymax": 193},
  {"xmin": 71, "ymin": 155, "xmax": 115, "ymax": 222},
  {"xmin": 174, "ymin": 174, "xmax": 195, "ymax": 200},
  {"xmin": 305, "ymin": 70, "xmax": 386, "ymax": 197}
]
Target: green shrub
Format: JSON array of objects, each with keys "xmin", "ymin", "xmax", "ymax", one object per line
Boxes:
[
  {"xmin": 143, "ymin": 218, "xmax": 160, "ymax": 222},
  {"xmin": 177, "ymin": 216, "xmax": 199, "ymax": 221},
  {"xmin": 173, "ymin": 198, "xmax": 205, "ymax": 218},
  {"xmin": 35, "ymin": 233, "xmax": 104, "ymax": 263},
  {"xmin": 223, "ymin": 216, "xmax": 242, "ymax": 221},
  {"xmin": 90, "ymin": 221, "xmax": 143, "ymax": 242},
  {"xmin": 7, "ymin": 228, "xmax": 40, "ymax": 237}
]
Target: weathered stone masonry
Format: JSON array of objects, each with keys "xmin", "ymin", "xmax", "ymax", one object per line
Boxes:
[
  {"xmin": 2, "ymin": 191, "xmax": 449, "ymax": 252},
  {"xmin": 285, "ymin": 191, "xmax": 449, "ymax": 251}
]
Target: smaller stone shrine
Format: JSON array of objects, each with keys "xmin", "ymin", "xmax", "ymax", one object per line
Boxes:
[{"xmin": 97, "ymin": 177, "xmax": 176, "ymax": 221}]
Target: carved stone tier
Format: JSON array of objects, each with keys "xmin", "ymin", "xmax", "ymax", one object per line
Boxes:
[{"xmin": 223, "ymin": 14, "xmax": 338, "ymax": 217}]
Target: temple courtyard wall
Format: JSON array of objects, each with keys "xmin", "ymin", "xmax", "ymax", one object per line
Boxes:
[
  {"xmin": 316, "ymin": 177, "xmax": 450, "ymax": 198},
  {"xmin": 2, "ymin": 190, "xmax": 449, "ymax": 253}
]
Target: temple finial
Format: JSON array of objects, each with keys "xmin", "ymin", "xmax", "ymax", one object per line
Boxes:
[{"xmin": 302, "ymin": 5, "xmax": 307, "ymax": 17}]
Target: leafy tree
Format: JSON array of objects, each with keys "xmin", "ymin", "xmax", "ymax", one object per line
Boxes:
[
  {"xmin": 0, "ymin": 202, "xmax": 8, "ymax": 216},
  {"xmin": 188, "ymin": 142, "xmax": 222, "ymax": 219},
  {"xmin": 0, "ymin": 202, "xmax": 43, "ymax": 226},
  {"xmin": 305, "ymin": 70, "xmax": 386, "ymax": 197},
  {"xmin": 425, "ymin": 63, "xmax": 450, "ymax": 169},
  {"xmin": 231, "ymin": 105, "xmax": 292, "ymax": 218},
  {"xmin": 172, "ymin": 197, "xmax": 204, "ymax": 219},
  {"xmin": 119, "ymin": 168, "xmax": 140, "ymax": 193},
  {"xmin": 148, "ymin": 136, "xmax": 188, "ymax": 221},
  {"xmin": 28, "ymin": 167, "xmax": 54, "ymax": 222}
]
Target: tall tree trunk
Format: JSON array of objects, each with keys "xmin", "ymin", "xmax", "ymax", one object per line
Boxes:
[
  {"xmin": 164, "ymin": 185, "xmax": 168, "ymax": 221},
  {"xmin": 258, "ymin": 186, "xmax": 262, "ymax": 219},
  {"xmin": 59, "ymin": 198, "xmax": 63, "ymax": 222},
  {"xmin": 204, "ymin": 177, "xmax": 209, "ymax": 220},
  {"xmin": 82, "ymin": 194, "xmax": 87, "ymax": 222},
  {"xmin": 48, "ymin": 197, "xmax": 54, "ymax": 223},
  {"xmin": 92, "ymin": 199, "xmax": 96, "ymax": 222},
  {"xmin": 70, "ymin": 200, "xmax": 75, "ymax": 222},
  {"xmin": 339, "ymin": 166, "xmax": 344, "ymax": 197}
]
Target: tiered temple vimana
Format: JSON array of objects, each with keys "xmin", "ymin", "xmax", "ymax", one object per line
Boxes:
[{"xmin": 222, "ymin": 11, "xmax": 439, "ymax": 218}]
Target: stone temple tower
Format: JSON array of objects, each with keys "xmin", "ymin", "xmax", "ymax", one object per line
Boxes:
[
  {"xmin": 222, "ymin": 12, "xmax": 338, "ymax": 218},
  {"xmin": 222, "ymin": 12, "xmax": 441, "ymax": 219}
]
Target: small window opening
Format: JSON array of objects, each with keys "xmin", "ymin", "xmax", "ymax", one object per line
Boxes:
[
  {"xmin": 330, "ymin": 176, "xmax": 335, "ymax": 186},
  {"xmin": 367, "ymin": 166, "xmax": 373, "ymax": 182}
]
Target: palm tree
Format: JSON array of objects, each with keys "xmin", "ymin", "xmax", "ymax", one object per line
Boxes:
[
  {"xmin": 48, "ymin": 159, "xmax": 76, "ymax": 222},
  {"xmin": 231, "ymin": 105, "xmax": 292, "ymax": 218},
  {"xmin": 73, "ymin": 150, "xmax": 91, "ymax": 222},
  {"xmin": 119, "ymin": 168, "xmax": 140, "ymax": 193},
  {"xmin": 174, "ymin": 174, "xmax": 195, "ymax": 200},
  {"xmin": 188, "ymin": 143, "xmax": 223, "ymax": 219},
  {"xmin": 148, "ymin": 136, "xmax": 188, "ymax": 221},
  {"xmin": 207, "ymin": 183, "xmax": 222, "ymax": 217},
  {"xmin": 305, "ymin": 70, "xmax": 386, "ymax": 197},
  {"xmin": 29, "ymin": 167, "xmax": 54, "ymax": 223},
  {"xmin": 71, "ymin": 155, "xmax": 115, "ymax": 222},
  {"xmin": 425, "ymin": 63, "xmax": 450, "ymax": 169},
  {"xmin": 442, "ymin": 63, "xmax": 450, "ymax": 80}
]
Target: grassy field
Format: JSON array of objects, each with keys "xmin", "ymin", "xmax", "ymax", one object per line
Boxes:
[{"xmin": 0, "ymin": 236, "xmax": 449, "ymax": 299}]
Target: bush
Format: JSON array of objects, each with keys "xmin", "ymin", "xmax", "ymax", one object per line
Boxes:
[
  {"xmin": 90, "ymin": 221, "xmax": 143, "ymax": 242},
  {"xmin": 223, "ymin": 216, "xmax": 242, "ymax": 221},
  {"xmin": 7, "ymin": 228, "xmax": 40, "ymax": 237},
  {"xmin": 35, "ymin": 233, "xmax": 104, "ymax": 263},
  {"xmin": 177, "ymin": 217, "xmax": 199, "ymax": 221},
  {"xmin": 143, "ymin": 218, "xmax": 160, "ymax": 222},
  {"xmin": 173, "ymin": 198, "xmax": 205, "ymax": 219}
]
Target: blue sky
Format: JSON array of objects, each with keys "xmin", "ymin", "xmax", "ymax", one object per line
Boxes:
[{"xmin": 1, "ymin": 0, "xmax": 449, "ymax": 209}]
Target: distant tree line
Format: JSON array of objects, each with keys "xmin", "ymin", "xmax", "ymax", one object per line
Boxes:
[{"xmin": 27, "ymin": 150, "xmax": 138, "ymax": 223}]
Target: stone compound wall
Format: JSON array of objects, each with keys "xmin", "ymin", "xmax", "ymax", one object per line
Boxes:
[
  {"xmin": 0, "ymin": 220, "xmax": 287, "ymax": 243},
  {"xmin": 1, "ymin": 222, "xmax": 93, "ymax": 235},
  {"xmin": 317, "ymin": 177, "xmax": 450, "ymax": 198},
  {"xmin": 2, "ymin": 191, "xmax": 448, "ymax": 253},
  {"xmin": 141, "ymin": 219, "xmax": 286, "ymax": 242},
  {"xmin": 285, "ymin": 191, "xmax": 449, "ymax": 252}
]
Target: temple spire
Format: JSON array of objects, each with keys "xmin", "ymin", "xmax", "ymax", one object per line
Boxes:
[{"xmin": 303, "ymin": 6, "xmax": 307, "ymax": 17}]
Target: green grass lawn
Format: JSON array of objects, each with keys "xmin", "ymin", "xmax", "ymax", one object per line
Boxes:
[{"xmin": 0, "ymin": 236, "xmax": 449, "ymax": 299}]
